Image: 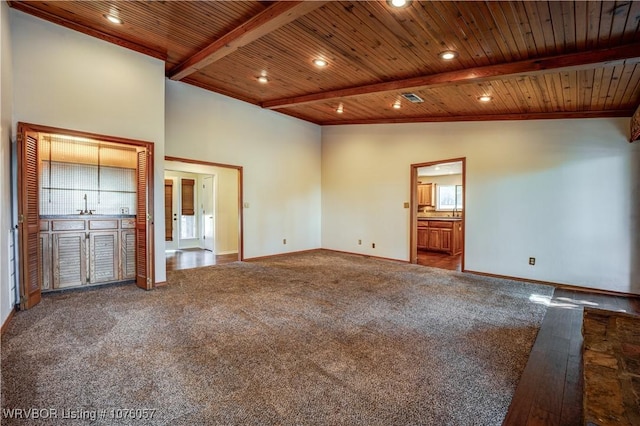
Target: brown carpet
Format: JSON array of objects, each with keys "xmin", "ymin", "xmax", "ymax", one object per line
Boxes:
[{"xmin": 1, "ymin": 250, "xmax": 553, "ymax": 425}]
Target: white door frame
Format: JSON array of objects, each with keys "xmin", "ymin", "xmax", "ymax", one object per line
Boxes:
[{"xmin": 202, "ymin": 175, "xmax": 215, "ymax": 252}]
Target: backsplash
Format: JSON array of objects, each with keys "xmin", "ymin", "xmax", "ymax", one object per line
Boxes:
[{"xmin": 417, "ymin": 206, "xmax": 462, "ymax": 218}]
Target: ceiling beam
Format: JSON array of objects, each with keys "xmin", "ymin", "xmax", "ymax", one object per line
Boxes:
[
  {"xmin": 169, "ymin": 1, "xmax": 327, "ymax": 81},
  {"xmin": 263, "ymin": 43, "xmax": 640, "ymax": 110},
  {"xmin": 320, "ymin": 110, "xmax": 635, "ymax": 126}
]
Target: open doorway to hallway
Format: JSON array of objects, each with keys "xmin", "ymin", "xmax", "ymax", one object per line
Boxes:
[
  {"xmin": 410, "ymin": 158, "xmax": 465, "ymax": 272},
  {"xmin": 164, "ymin": 157, "xmax": 242, "ymax": 272}
]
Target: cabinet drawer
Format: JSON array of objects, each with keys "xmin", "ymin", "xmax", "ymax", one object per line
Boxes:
[
  {"xmin": 40, "ymin": 221, "xmax": 50, "ymax": 231},
  {"xmin": 89, "ymin": 220, "xmax": 118, "ymax": 230},
  {"xmin": 417, "ymin": 221, "xmax": 428, "ymax": 228},
  {"xmin": 52, "ymin": 220, "xmax": 85, "ymax": 231},
  {"xmin": 428, "ymin": 221, "xmax": 453, "ymax": 228},
  {"xmin": 121, "ymin": 219, "xmax": 136, "ymax": 229}
]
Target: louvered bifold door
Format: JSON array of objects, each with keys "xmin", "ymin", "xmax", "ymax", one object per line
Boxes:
[
  {"xmin": 135, "ymin": 148, "xmax": 154, "ymax": 290},
  {"xmin": 17, "ymin": 127, "xmax": 42, "ymax": 309}
]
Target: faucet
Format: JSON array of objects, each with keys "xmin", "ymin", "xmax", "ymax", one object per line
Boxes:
[{"xmin": 77, "ymin": 194, "xmax": 94, "ymax": 215}]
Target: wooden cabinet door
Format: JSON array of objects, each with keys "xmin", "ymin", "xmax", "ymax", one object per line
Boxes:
[
  {"xmin": 17, "ymin": 126, "xmax": 42, "ymax": 309},
  {"xmin": 427, "ymin": 228, "xmax": 441, "ymax": 250},
  {"xmin": 121, "ymin": 230, "xmax": 136, "ymax": 280},
  {"xmin": 417, "ymin": 184, "xmax": 433, "ymax": 205},
  {"xmin": 417, "ymin": 228, "xmax": 428, "ymax": 249},
  {"xmin": 89, "ymin": 231, "xmax": 119, "ymax": 284},
  {"xmin": 452, "ymin": 222, "xmax": 463, "ymax": 255},
  {"xmin": 441, "ymin": 229, "xmax": 452, "ymax": 253},
  {"xmin": 136, "ymin": 148, "xmax": 154, "ymax": 290},
  {"xmin": 39, "ymin": 233, "xmax": 51, "ymax": 291},
  {"xmin": 53, "ymin": 232, "xmax": 87, "ymax": 289}
]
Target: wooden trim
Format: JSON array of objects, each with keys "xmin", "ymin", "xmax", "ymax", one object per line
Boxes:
[
  {"xmin": 554, "ymin": 284, "xmax": 640, "ymax": 299},
  {"xmin": 410, "ymin": 158, "xmax": 466, "ymax": 270},
  {"xmin": 321, "ymin": 110, "xmax": 635, "ymax": 126},
  {"xmin": 165, "ymin": 156, "xmax": 242, "ymax": 171},
  {"xmin": 169, "ymin": 1, "xmax": 327, "ymax": 80},
  {"xmin": 164, "ymin": 156, "xmax": 244, "ymax": 262},
  {"xmin": 1, "ymin": 308, "xmax": 16, "ymax": 335},
  {"xmin": 9, "ymin": 2, "xmax": 167, "ymax": 61},
  {"xmin": 17, "ymin": 122, "xmax": 154, "ymax": 148},
  {"xmin": 631, "ymin": 104, "xmax": 640, "ymax": 143},
  {"xmin": 464, "ymin": 269, "xmax": 640, "ymax": 297},
  {"xmin": 263, "ymin": 43, "xmax": 640, "ymax": 109},
  {"xmin": 154, "ymin": 281, "xmax": 168, "ymax": 287}
]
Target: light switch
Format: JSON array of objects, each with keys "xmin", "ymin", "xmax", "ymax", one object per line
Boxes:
[{"xmin": 403, "ymin": 202, "xmax": 410, "ymax": 208}]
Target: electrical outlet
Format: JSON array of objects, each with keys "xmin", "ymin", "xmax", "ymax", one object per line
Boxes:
[
  {"xmin": 120, "ymin": 207, "xmax": 129, "ymax": 214},
  {"xmin": 283, "ymin": 238, "xmax": 287, "ymax": 245},
  {"xmin": 372, "ymin": 243, "xmax": 375, "ymax": 249},
  {"xmin": 529, "ymin": 257, "xmax": 535, "ymax": 265},
  {"xmin": 243, "ymin": 202, "xmax": 250, "ymax": 208},
  {"xmin": 358, "ymin": 239, "xmax": 362, "ymax": 245},
  {"xmin": 403, "ymin": 202, "xmax": 410, "ymax": 208}
]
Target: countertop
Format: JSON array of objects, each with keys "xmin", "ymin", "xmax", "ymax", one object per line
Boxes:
[
  {"xmin": 418, "ymin": 217, "xmax": 462, "ymax": 221},
  {"xmin": 40, "ymin": 214, "xmax": 136, "ymax": 219}
]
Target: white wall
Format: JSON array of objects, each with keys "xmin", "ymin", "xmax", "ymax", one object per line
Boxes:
[
  {"xmin": 322, "ymin": 118, "xmax": 640, "ymax": 295},
  {"xmin": 165, "ymin": 161, "xmax": 239, "ymax": 255},
  {"xmin": 10, "ymin": 10, "xmax": 167, "ymax": 284},
  {"xmin": 165, "ymin": 80, "xmax": 321, "ymax": 259},
  {"xmin": 1, "ymin": 0, "xmax": 14, "ymax": 326}
]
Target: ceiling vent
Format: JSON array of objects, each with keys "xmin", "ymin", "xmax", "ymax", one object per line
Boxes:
[{"xmin": 401, "ymin": 93, "xmax": 424, "ymax": 103}]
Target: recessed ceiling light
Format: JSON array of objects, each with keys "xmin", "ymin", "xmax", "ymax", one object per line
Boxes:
[
  {"xmin": 257, "ymin": 76, "xmax": 269, "ymax": 84},
  {"xmin": 439, "ymin": 50, "xmax": 458, "ymax": 60},
  {"xmin": 336, "ymin": 103, "xmax": 344, "ymax": 114},
  {"xmin": 104, "ymin": 14, "xmax": 123, "ymax": 25},
  {"xmin": 392, "ymin": 100, "xmax": 402, "ymax": 109},
  {"xmin": 478, "ymin": 95, "xmax": 493, "ymax": 102},
  {"xmin": 387, "ymin": 0, "xmax": 411, "ymax": 8},
  {"xmin": 313, "ymin": 58, "xmax": 328, "ymax": 67}
]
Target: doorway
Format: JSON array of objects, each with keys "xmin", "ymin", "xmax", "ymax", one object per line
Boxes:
[
  {"xmin": 164, "ymin": 156, "xmax": 242, "ymax": 272},
  {"xmin": 410, "ymin": 158, "xmax": 465, "ymax": 271}
]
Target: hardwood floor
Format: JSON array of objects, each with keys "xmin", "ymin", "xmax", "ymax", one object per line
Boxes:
[
  {"xmin": 165, "ymin": 249, "xmax": 238, "ymax": 272},
  {"xmin": 504, "ymin": 288, "xmax": 640, "ymax": 425},
  {"xmin": 416, "ymin": 250, "xmax": 461, "ymax": 271}
]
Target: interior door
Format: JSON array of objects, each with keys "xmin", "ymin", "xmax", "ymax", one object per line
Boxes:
[
  {"xmin": 164, "ymin": 176, "xmax": 179, "ymax": 250},
  {"xmin": 202, "ymin": 175, "xmax": 215, "ymax": 252},
  {"xmin": 136, "ymin": 148, "xmax": 154, "ymax": 290},
  {"xmin": 164, "ymin": 179, "xmax": 173, "ymax": 242},
  {"xmin": 17, "ymin": 125, "xmax": 42, "ymax": 309}
]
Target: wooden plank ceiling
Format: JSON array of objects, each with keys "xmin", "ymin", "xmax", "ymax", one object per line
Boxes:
[{"xmin": 10, "ymin": 0, "xmax": 640, "ymax": 125}]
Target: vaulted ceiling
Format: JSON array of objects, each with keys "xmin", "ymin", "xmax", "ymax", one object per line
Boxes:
[{"xmin": 10, "ymin": 1, "xmax": 640, "ymax": 125}]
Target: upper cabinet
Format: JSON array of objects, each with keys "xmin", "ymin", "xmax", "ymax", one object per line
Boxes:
[{"xmin": 418, "ymin": 183, "xmax": 434, "ymax": 206}]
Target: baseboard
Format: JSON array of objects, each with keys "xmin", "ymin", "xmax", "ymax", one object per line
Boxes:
[
  {"xmin": 243, "ymin": 248, "xmax": 323, "ymax": 262},
  {"xmin": 216, "ymin": 251, "xmax": 238, "ymax": 256},
  {"xmin": 155, "ymin": 281, "xmax": 168, "ymax": 288},
  {"xmin": 554, "ymin": 284, "xmax": 640, "ymax": 299},
  {"xmin": 322, "ymin": 249, "xmax": 410, "ymax": 264},
  {"xmin": 1, "ymin": 307, "xmax": 16, "ymax": 335},
  {"xmin": 464, "ymin": 269, "xmax": 640, "ymax": 298}
]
